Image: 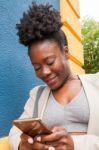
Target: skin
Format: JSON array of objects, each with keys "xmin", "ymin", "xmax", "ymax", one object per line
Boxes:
[
  {"xmin": 19, "ymin": 40, "xmax": 86, "ymax": 150},
  {"xmin": 29, "ymin": 40, "xmax": 72, "ymax": 91}
]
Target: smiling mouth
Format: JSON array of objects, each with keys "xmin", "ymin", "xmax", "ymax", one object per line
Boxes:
[{"xmin": 45, "ymin": 76, "xmax": 58, "ymax": 85}]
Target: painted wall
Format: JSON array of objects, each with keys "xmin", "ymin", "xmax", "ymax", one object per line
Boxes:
[
  {"xmin": 0, "ymin": 0, "xmax": 59, "ymax": 137},
  {"xmin": 60, "ymin": 0, "xmax": 84, "ymax": 74}
]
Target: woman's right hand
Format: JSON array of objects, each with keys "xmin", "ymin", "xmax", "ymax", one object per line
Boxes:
[
  {"xmin": 19, "ymin": 133, "xmax": 34, "ymax": 150},
  {"xmin": 19, "ymin": 133, "xmax": 49, "ymax": 150}
]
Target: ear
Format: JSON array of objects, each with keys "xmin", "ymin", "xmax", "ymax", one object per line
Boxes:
[{"xmin": 63, "ymin": 46, "xmax": 70, "ymax": 60}]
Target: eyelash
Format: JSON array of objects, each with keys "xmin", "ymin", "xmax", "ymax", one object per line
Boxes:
[
  {"xmin": 47, "ymin": 60, "xmax": 55, "ymax": 65},
  {"xmin": 34, "ymin": 66, "xmax": 41, "ymax": 71},
  {"xmin": 34, "ymin": 60, "xmax": 55, "ymax": 71}
]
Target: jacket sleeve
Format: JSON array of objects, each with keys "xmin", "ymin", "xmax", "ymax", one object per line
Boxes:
[
  {"xmin": 72, "ymin": 134, "xmax": 99, "ymax": 150},
  {"xmin": 8, "ymin": 86, "xmax": 39, "ymax": 150},
  {"xmin": 8, "ymin": 110, "xmax": 31, "ymax": 150}
]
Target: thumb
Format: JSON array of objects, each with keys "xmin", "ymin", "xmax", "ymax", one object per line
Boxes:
[
  {"xmin": 21, "ymin": 133, "xmax": 34, "ymax": 144},
  {"xmin": 28, "ymin": 137, "xmax": 34, "ymax": 144}
]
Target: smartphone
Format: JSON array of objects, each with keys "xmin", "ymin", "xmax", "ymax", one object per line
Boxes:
[{"xmin": 13, "ymin": 118, "xmax": 52, "ymax": 137}]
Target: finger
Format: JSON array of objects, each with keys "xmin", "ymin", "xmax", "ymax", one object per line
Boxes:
[
  {"xmin": 46, "ymin": 137, "xmax": 68, "ymax": 147},
  {"xmin": 20, "ymin": 133, "xmax": 30, "ymax": 141},
  {"xmin": 57, "ymin": 137, "xmax": 68, "ymax": 145},
  {"xmin": 20, "ymin": 133, "xmax": 34, "ymax": 144},
  {"xmin": 28, "ymin": 137, "xmax": 34, "ymax": 144},
  {"xmin": 36, "ymin": 136, "xmax": 41, "ymax": 142},
  {"xmin": 52, "ymin": 127, "xmax": 67, "ymax": 133},
  {"xmin": 41, "ymin": 130, "xmax": 67, "ymax": 143},
  {"xmin": 19, "ymin": 133, "xmax": 34, "ymax": 150},
  {"xmin": 48, "ymin": 146, "xmax": 55, "ymax": 150},
  {"xmin": 33, "ymin": 141, "xmax": 49, "ymax": 150},
  {"xmin": 55, "ymin": 145, "xmax": 67, "ymax": 150}
]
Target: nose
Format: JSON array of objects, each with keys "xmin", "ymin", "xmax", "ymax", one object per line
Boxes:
[{"xmin": 42, "ymin": 65, "xmax": 51, "ymax": 77}]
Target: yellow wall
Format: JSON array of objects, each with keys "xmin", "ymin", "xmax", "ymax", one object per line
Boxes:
[
  {"xmin": 60, "ymin": 0, "xmax": 84, "ymax": 74},
  {"xmin": 0, "ymin": 137, "xmax": 10, "ymax": 150}
]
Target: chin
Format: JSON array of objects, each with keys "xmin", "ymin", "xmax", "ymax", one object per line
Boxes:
[{"xmin": 49, "ymin": 83, "xmax": 63, "ymax": 91}]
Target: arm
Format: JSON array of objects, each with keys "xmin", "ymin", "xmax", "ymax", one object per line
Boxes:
[
  {"xmin": 8, "ymin": 110, "xmax": 31, "ymax": 150},
  {"xmin": 72, "ymin": 134, "xmax": 99, "ymax": 150},
  {"xmin": 8, "ymin": 86, "xmax": 39, "ymax": 150}
]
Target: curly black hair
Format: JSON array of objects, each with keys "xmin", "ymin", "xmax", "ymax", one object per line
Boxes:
[{"xmin": 16, "ymin": 2, "xmax": 68, "ymax": 49}]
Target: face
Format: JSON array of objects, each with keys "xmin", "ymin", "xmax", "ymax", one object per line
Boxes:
[{"xmin": 29, "ymin": 40, "xmax": 71, "ymax": 91}]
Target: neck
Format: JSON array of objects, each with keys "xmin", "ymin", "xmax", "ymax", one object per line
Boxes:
[
  {"xmin": 66, "ymin": 73, "xmax": 79, "ymax": 81},
  {"xmin": 52, "ymin": 72, "xmax": 79, "ymax": 93}
]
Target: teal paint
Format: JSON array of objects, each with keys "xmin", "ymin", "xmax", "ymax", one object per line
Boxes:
[{"xmin": 0, "ymin": 0, "xmax": 59, "ymax": 137}]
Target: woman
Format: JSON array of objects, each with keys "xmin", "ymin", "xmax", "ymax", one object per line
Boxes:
[{"xmin": 9, "ymin": 3, "xmax": 99, "ymax": 150}]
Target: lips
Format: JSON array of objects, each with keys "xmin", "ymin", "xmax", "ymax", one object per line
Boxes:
[{"xmin": 45, "ymin": 76, "xmax": 58, "ymax": 85}]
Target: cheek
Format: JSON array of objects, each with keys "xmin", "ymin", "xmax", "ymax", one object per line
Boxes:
[
  {"xmin": 56, "ymin": 62, "xmax": 69, "ymax": 79},
  {"xmin": 34, "ymin": 71, "xmax": 41, "ymax": 78},
  {"xmin": 55, "ymin": 60, "xmax": 67, "ymax": 73}
]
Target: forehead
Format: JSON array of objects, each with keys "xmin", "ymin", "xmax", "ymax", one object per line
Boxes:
[{"xmin": 29, "ymin": 40, "xmax": 62, "ymax": 61}]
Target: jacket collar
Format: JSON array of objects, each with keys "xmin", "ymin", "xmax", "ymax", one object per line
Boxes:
[
  {"xmin": 38, "ymin": 86, "xmax": 50, "ymax": 118},
  {"xmin": 79, "ymin": 74, "xmax": 99, "ymax": 135}
]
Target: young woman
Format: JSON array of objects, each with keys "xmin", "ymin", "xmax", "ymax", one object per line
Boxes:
[{"xmin": 9, "ymin": 3, "xmax": 99, "ymax": 150}]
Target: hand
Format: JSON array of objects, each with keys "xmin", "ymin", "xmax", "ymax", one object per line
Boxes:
[
  {"xmin": 19, "ymin": 133, "xmax": 34, "ymax": 150},
  {"xmin": 19, "ymin": 133, "xmax": 49, "ymax": 150},
  {"xmin": 36, "ymin": 127, "xmax": 74, "ymax": 150}
]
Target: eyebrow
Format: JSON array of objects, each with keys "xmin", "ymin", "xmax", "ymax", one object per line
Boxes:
[
  {"xmin": 44, "ymin": 55, "xmax": 55, "ymax": 60},
  {"xmin": 32, "ymin": 55, "xmax": 55, "ymax": 64}
]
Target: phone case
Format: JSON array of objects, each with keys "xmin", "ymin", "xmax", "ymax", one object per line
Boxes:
[{"xmin": 13, "ymin": 118, "xmax": 52, "ymax": 137}]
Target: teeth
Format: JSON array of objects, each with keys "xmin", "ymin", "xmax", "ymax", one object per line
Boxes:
[
  {"xmin": 48, "ymin": 76, "xmax": 56, "ymax": 80},
  {"xmin": 48, "ymin": 78, "xmax": 55, "ymax": 81}
]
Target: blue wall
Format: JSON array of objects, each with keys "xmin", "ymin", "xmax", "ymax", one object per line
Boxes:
[{"xmin": 0, "ymin": 0, "xmax": 59, "ymax": 137}]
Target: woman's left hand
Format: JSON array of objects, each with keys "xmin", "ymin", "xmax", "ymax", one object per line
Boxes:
[{"xmin": 35, "ymin": 127, "xmax": 74, "ymax": 150}]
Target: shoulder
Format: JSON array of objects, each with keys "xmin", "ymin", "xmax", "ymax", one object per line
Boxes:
[
  {"xmin": 24, "ymin": 85, "xmax": 48, "ymax": 116},
  {"xmin": 25, "ymin": 84, "xmax": 48, "ymax": 107},
  {"xmin": 79, "ymin": 72, "xmax": 99, "ymax": 81},
  {"xmin": 29, "ymin": 85, "xmax": 47, "ymax": 97}
]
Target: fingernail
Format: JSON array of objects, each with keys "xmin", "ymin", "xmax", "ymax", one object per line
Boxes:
[
  {"xmin": 48, "ymin": 146, "xmax": 55, "ymax": 150},
  {"xmin": 36, "ymin": 136, "xmax": 41, "ymax": 142},
  {"xmin": 28, "ymin": 138, "xmax": 34, "ymax": 144}
]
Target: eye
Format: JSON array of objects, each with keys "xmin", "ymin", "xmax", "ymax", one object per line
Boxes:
[
  {"xmin": 33, "ymin": 64, "xmax": 41, "ymax": 71},
  {"xmin": 46, "ymin": 58, "xmax": 55, "ymax": 65}
]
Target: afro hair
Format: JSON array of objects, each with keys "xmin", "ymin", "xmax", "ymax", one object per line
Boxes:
[{"xmin": 16, "ymin": 2, "xmax": 68, "ymax": 48}]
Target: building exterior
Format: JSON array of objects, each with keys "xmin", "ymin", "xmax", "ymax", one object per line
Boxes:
[
  {"xmin": 0, "ymin": 0, "xmax": 83, "ymax": 136},
  {"xmin": 60, "ymin": 0, "xmax": 84, "ymax": 73}
]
